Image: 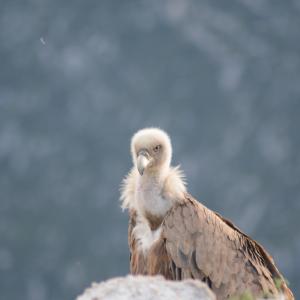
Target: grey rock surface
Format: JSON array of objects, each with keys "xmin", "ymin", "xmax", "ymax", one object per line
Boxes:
[{"xmin": 76, "ymin": 275, "xmax": 216, "ymax": 300}]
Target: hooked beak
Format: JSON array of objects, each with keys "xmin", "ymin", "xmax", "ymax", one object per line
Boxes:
[{"xmin": 137, "ymin": 150, "xmax": 150, "ymax": 176}]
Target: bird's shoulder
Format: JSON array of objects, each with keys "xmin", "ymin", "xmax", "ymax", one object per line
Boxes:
[{"xmin": 162, "ymin": 193, "xmax": 279, "ymax": 272}]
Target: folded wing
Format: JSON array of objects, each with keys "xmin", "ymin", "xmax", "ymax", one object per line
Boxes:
[{"xmin": 160, "ymin": 194, "xmax": 293, "ymax": 299}]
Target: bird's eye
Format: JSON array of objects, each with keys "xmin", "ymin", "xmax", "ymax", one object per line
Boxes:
[{"xmin": 153, "ymin": 145, "xmax": 161, "ymax": 152}]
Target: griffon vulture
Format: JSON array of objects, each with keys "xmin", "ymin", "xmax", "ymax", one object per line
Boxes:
[{"xmin": 120, "ymin": 128, "xmax": 293, "ymax": 300}]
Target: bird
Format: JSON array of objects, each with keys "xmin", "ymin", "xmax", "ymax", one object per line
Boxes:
[{"xmin": 120, "ymin": 128, "xmax": 294, "ymax": 300}]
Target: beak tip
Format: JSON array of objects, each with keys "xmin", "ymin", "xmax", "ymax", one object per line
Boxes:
[
  {"xmin": 137, "ymin": 152, "xmax": 149, "ymax": 176},
  {"xmin": 138, "ymin": 167, "xmax": 144, "ymax": 176}
]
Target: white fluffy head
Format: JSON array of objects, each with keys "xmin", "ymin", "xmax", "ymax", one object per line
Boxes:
[
  {"xmin": 131, "ymin": 128, "xmax": 172, "ymax": 174},
  {"xmin": 120, "ymin": 128, "xmax": 186, "ymax": 211}
]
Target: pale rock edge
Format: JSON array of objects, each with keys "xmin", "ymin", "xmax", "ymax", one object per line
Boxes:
[{"xmin": 76, "ymin": 275, "xmax": 216, "ymax": 300}]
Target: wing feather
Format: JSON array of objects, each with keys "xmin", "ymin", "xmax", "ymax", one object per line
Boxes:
[{"xmin": 161, "ymin": 194, "xmax": 293, "ymax": 299}]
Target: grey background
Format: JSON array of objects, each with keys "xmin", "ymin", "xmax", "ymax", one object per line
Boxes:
[{"xmin": 0, "ymin": 0, "xmax": 299, "ymax": 299}]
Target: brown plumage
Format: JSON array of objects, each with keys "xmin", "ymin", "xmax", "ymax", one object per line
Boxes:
[{"xmin": 121, "ymin": 128, "xmax": 294, "ymax": 300}]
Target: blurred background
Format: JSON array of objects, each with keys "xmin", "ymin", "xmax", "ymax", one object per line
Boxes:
[{"xmin": 0, "ymin": 0, "xmax": 299, "ymax": 299}]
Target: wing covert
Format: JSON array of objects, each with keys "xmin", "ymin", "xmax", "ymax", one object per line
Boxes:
[{"xmin": 161, "ymin": 194, "xmax": 292, "ymax": 299}]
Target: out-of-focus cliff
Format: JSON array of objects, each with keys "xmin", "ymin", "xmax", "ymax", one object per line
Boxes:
[{"xmin": 0, "ymin": 1, "xmax": 299, "ymax": 299}]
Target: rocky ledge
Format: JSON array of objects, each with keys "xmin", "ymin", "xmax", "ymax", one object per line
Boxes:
[{"xmin": 77, "ymin": 275, "xmax": 216, "ymax": 300}]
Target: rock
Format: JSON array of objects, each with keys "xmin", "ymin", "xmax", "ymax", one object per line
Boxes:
[{"xmin": 76, "ymin": 275, "xmax": 216, "ymax": 300}]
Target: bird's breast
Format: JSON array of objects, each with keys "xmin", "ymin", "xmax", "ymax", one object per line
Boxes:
[
  {"xmin": 136, "ymin": 186, "xmax": 172, "ymax": 221},
  {"xmin": 133, "ymin": 218, "xmax": 162, "ymax": 254},
  {"xmin": 144, "ymin": 211, "xmax": 164, "ymax": 231}
]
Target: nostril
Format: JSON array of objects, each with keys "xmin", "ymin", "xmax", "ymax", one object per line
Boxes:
[{"xmin": 138, "ymin": 149, "xmax": 149, "ymax": 158}]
